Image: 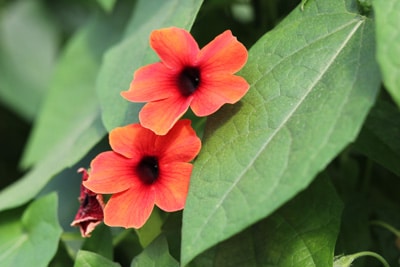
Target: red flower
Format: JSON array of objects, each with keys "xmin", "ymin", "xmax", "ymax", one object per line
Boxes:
[
  {"xmin": 83, "ymin": 119, "xmax": 201, "ymax": 228},
  {"xmin": 71, "ymin": 168, "xmax": 105, "ymax": 237},
  {"xmin": 121, "ymin": 27, "xmax": 249, "ymax": 135}
]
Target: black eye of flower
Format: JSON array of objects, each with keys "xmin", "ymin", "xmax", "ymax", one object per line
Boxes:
[
  {"xmin": 137, "ymin": 156, "xmax": 159, "ymax": 184},
  {"xmin": 178, "ymin": 67, "xmax": 201, "ymax": 96}
]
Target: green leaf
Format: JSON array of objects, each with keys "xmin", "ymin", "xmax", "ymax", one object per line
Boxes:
[
  {"xmin": 74, "ymin": 250, "xmax": 120, "ymax": 267},
  {"xmin": 0, "ymin": 0, "xmax": 59, "ymax": 120},
  {"xmin": 49, "ymin": 240, "xmax": 74, "ymax": 267},
  {"xmin": 0, "ymin": 115, "xmax": 104, "ymax": 212},
  {"xmin": 332, "ymin": 156, "xmax": 372, "ymax": 259},
  {"xmin": 162, "ymin": 212, "xmax": 183, "ymax": 261},
  {"xmin": 373, "ymin": 0, "xmax": 400, "ymax": 107},
  {"xmin": 136, "ymin": 208, "xmax": 164, "ymax": 248},
  {"xmin": 130, "ymin": 235, "xmax": 179, "ymax": 267},
  {"xmin": 181, "ymin": 0, "xmax": 380, "ymax": 264},
  {"xmin": 81, "ymin": 224, "xmax": 113, "ymax": 260},
  {"xmin": 0, "ymin": 193, "xmax": 62, "ymax": 266},
  {"xmin": 353, "ymin": 100, "xmax": 400, "ymax": 176},
  {"xmin": 21, "ymin": 6, "xmax": 129, "ymax": 168},
  {"xmin": 97, "ymin": 0, "xmax": 203, "ymax": 131},
  {"xmin": 96, "ymin": 0, "xmax": 116, "ymax": 12},
  {"xmin": 190, "ymin": 176, "xmax": 342, "ymax": 267},
  {"xmin": 112, "ymin": 229, "xmax": 142, "ymax": 266}
]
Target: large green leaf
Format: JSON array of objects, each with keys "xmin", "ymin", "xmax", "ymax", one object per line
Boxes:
[
  {"xmin": 0, "ymin": 114, "xmax": 104, "ymax": 212},
  {"xmin": 190, "ymin": 176, "xmax": 342, "ymax": 267},
  {"xmin": 181, "ymin": 0, "xmax": 380, "ymax": 264},
  {"xmin": 0, "ymin": 193, "xmax": 62, "ymax": 266},
  {"xmin": 97, "ymin": 0, "xmax": 203, "ymax": 131},
  {"xmin": 353, "ymin": 100, "xmax": 400, "ymax": 176},
  {"xmin": 373, "ymin": 0, "xmax": 400, "ymax": 107},
  {"xmin": 74, "ymin": 250, "xmax": 120, "ymax": 267},
  {"xmin": 21, "ymin": 5, "xmax": 130, "ymax": 168},
  {"xmin": 130, "ymin": 236, "xmax": 178, "ymax": 267},
  {"xmin": 0, "ymin": 0, "xmax": 59, "ymax": 120}
]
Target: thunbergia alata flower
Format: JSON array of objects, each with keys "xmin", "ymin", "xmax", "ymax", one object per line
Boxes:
[
  {"xmin": 83, "ymin": 119, "xmax": 201, "ymax": 228},
  {"xmin": 121, "ymin": 27, "xmax": 249, "ymax": 135},
  {"xmin": 71, "ymin": 168, "xmax": 105, "ymax": 237}
]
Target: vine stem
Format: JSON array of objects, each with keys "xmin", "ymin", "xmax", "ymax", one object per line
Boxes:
[{"xmin": 350, "ymin": 251, "xmax": 390, "ymax": 267}]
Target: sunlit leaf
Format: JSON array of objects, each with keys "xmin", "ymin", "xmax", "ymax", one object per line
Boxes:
[
  {"xmin": 190, "ymin": 176, "xmax": 342, "ymax": 267},
  {"xmin": 97, "ymin": 0, "xmax": 203, "ymax": 131},
  {"xmin": 0, "ymin": 0, "xmax": 59, "ymax": 120},
  {"xmin": 181, "ymin": 0, "xmax": 380, "ymax": 264},
  {"xmin": 21, "ymin": 5, "xmax": 130, "ymax": 168},
  {"xmin": 96, "ymin": 0, "xmax": 116, "ymax": 12},
  {"xmin": 373, "ymin": 0, "xmax": 400, "ymax": 107},
  {"xmin": 0, "ymin": 193, "xmax": 62, "ymax": 266},
  {"xmin": 0, "ymin": 5, "xmax": 134, "ymax": 211},
  {"xmin": 130, "ymin": 236, "xmax": 178, "ymax": 267}
]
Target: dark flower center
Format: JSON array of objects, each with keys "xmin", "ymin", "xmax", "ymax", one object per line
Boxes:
[
  {"xmin": 178, "ymin": 67, "xmax": 201, "ymax": 96},
  {"xmin": 136, "ymin": 156, "xmax": 159, "ymax": 184}
]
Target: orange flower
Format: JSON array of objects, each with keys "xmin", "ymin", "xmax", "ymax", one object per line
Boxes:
[
  {"xmin": 71, "ymin": 168, "xmax": 105, "ymax": 237},
  {"xmin": 121, "ymin": 27, "xmax": 249, "ymax": 135},
  {"xmin": 83, "ymin": 120, "xmax": 201, "ymax": 228}
]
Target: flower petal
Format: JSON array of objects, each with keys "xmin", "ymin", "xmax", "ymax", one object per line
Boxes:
[
  {"xmin": 110, "ymin": 124, "xmax": 157, "ymax": 159},
  {"xmin": 103, "ymin": 186, "xmax": 155, "ymax": 228},
  {"xmin": 155, "ymin": 119, "xmax": 201, "ymax": 163},
  {"xmin": 155, "ymin": 162, "xmax": 193, "ymax": 211},
  {"xmin": 139, "ymin": 95, "xmax": 192, "ymax": 135},
  {"xmin": 121, "ymin": 62, "xmax": 178, "ymax": 102},
  {"xmin": 196, "ymin": 30, "xmax": 248, "ymax": 74},
  {"xmin": 76, "ymin": 220, "xmax": 102, "ymax": 238},
  {"xmin": 71, "ymin": 194, "xmax": 104, "ymax": 237},
  {"xmin": 84, "ymin": 151, "xmax": 140, "ymax": 194},
  {"xmin": 190, "ymin": 73, "xmax": 250, "ymax": 116},
  {"xmin": 150, "ymin": 27, "xmax": 199, "ymax": 69}
]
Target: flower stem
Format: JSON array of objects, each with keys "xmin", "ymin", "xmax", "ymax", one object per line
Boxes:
[{"xmin": 350, "ymin": 251, "xmax": 390, "ymax": 267}]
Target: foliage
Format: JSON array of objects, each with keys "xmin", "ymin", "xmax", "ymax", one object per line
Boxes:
[{"xmin": 0, "ymin": 0, "xmax": 399, "ymax": 266}]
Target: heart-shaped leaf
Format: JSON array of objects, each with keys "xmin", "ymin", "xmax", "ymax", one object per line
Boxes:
[
  {"xmin": 130, "ymin": 235, "xmax": 178, "ymax": 267},
  {"xmin": 181, "ymin": 0, "xmax": 380, "ymax": 264},
  {"xmin": 190, "ymin": 175, "xmax": 342, "ymax": 267},
  {"xmin": 0, "ymin": 193, "xmax": 62, "ymax": 266}
]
